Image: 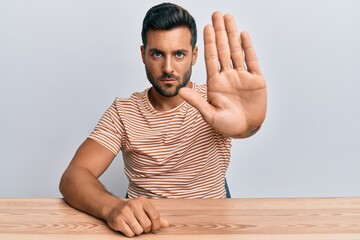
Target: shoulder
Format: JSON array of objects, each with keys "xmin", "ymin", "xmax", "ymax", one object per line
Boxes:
[{"xmin": 114, "ymin": 88, "xmax": 149, "ymax": 107}]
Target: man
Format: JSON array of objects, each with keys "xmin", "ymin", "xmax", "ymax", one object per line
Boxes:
[{"xmin": 59, "ymin": 2, "xmax": 267, "ymax": 238}]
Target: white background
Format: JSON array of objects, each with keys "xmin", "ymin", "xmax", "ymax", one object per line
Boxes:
[{"xmin": 1, "ymin": 0, "xmax": 359, "ymax": 198}]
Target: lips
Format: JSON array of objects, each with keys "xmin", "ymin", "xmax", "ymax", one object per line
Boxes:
[
  {"xmin": 158, "ymin": 74, "xmax": 179, "ymax": 82},
  {"xmin": 161, "ymin": 78, "xmax": 176, "ymax": 82}
]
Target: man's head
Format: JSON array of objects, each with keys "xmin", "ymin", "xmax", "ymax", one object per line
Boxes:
[
  {"xmin": 141, "ymin": 3, "xmax": 197, "ymax": 50},
  {"xmin": 141, "ymin": 3, "xmax": 198, "ymax": 98}
]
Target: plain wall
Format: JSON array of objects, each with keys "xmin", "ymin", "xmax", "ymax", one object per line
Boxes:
[{"xmin": 1, "ymin": 0, "xmax": 359, "ymax": 198}]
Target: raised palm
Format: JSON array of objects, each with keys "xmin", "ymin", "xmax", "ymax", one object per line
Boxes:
[{"xmin": 179, "ymin": 12, "xmax": 267, "ymax": 137}]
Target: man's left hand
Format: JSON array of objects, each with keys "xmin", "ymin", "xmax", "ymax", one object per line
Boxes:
[{"xmin": 179, "ymin": 12, "xmax": 267, "ymax": 137}]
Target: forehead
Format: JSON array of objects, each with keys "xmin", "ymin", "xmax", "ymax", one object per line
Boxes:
[{"xmin": 145, "ymin": 27, "xmax": 192, "ymax": 50}]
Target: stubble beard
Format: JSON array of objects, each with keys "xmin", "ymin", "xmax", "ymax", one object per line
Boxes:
[{"xmin": 145, "ymin": 65, "xmax": 192, "ymax": 97}]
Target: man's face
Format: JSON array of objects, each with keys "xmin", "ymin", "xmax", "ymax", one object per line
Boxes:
[{"xmin": 141, "ymin": 27, "xmax": 198, "ymax": 97}]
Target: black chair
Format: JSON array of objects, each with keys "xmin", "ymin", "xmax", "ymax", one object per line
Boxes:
[{"xmin": 225, "ymin": 178, "xmax": 231, "ymax": 198}]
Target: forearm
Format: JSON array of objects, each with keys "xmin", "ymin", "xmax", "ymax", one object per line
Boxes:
[
  {"xmin": 59, "ymin": 165, "xmax": 123, "ymax": 220},
  {"xmin": 59, "ymin": 164, "xmax": 168, "ymax": 238}
]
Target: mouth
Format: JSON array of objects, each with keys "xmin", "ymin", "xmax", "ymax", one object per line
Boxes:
[{"xmin": 161, "ymin": 78, "xmax": 177, "ymax": 82}]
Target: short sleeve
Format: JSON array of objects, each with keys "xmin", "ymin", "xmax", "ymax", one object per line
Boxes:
[{"xmin": 88, "ymin": 100, "xmax": 123, "ymax": 155}]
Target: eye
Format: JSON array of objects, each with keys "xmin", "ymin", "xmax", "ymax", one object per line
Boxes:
[
  {"xmin": 175, "ymin": 52, "xmax": 185, "ymax": 59},
  {"xmin": 152, "ymin": 52, "xmax": 162, "ymax": 58}
]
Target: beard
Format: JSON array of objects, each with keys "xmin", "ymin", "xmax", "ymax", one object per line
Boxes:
[{"xmin": 145, "ymin": 65, "xmax": 192, "ymax": 97}]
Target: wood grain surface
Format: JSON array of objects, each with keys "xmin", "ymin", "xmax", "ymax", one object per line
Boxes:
[{"xmin": 1, "ymin": 198, "xmax": 360, "ymax": 239}]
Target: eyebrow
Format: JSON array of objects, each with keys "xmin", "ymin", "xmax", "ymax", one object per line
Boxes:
[{"xmin": 148, "ymin": 48, "xmax": 189, "ymax": 54}]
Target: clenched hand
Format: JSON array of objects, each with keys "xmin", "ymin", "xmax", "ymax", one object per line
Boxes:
[{"xmin": 105, "ymin": 197, "xmax": 169, "ymax": 237}]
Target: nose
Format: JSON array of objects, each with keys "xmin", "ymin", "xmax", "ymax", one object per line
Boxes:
[{"xmin": 162, "ymin": 56, "xmax": 174, "ymax": 74}]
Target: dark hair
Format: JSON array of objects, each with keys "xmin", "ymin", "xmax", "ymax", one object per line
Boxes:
[{"xmin": 141, "ymin": 3, "xmax": 197, "ymax": 49}]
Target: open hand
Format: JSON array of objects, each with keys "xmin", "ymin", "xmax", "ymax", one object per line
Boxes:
[{"xmin": 179, "ymin": 12, "xmax": 267, "ymax": 137}]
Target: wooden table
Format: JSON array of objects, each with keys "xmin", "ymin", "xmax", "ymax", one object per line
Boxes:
[{"xmin": 1, "ymin": 198, "xmax": 360, "ymax": 239}]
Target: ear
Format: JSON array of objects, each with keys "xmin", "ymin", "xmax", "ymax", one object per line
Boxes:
[
  {"xmin": 191, "ymin": 46, "xmax": 198, "ymax": 66},
  {"xmin": 140, "ymin": 45, "xmax": 146, "ymax": 64}
]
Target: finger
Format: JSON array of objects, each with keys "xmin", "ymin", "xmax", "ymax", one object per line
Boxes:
[
  {"xmin": 109, "ymin": 205, "xmax": 139, "ymax": 237},
  {"xmin": 178, "ymin": 87, "xmax": 214, "ymax": 123},
  {"xmin": 133, "ymin": 210, "xmax": 152, "ymax": 234},
  {"xmin": 141, "ymin": 199, "xmax": 161, "ymax": 233},
  {"xmin": 241, "ymin": 31, "xmax": 262, "ymax": 74},
  {"xmin": 160, "ymin": 217, "xmax": 170, "ymax": 228},
  {"xmin": 204, "ymin": 24, "xmax": 219, "ymax": 80},
  {"xmin": 212, "ymin": 11, "xmax": 231, "ymax": 71},
  {"xmin": 224, "ymin": 14, "xmax": 244, "ymax": 71},
  {"xmin": 117, "ymin": 220, "xmax": 136, "ymax": 238},
  {"xmin": 126, "ymin": 216, "xmax": 144, "ymax": 236}
]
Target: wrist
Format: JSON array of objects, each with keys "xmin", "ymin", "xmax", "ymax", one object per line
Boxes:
[{"xmin": 100, "ymin": 195, "xmax": 124, "ymax": 220}]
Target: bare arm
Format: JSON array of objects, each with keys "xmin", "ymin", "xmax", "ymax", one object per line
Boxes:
[{"xmin": 59, "ymin": 139, "xmax": 168, "ymax": 237}]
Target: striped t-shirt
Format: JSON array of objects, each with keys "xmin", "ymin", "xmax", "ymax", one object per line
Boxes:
[{"xmin": 88, "ymin": 83, "xmax": 232, "ymax": 199}]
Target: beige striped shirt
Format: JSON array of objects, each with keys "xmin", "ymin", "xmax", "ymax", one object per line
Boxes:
[{"xmin": 88, "ymin": 83, "xmax": 232, "ymax": 199}]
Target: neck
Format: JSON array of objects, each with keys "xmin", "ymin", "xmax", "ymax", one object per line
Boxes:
[{"xmin": 148, "ymin": 81, "xmax": 193, "ymax": 111}]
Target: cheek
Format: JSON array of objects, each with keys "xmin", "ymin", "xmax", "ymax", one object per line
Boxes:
[
  {"xmin": 145, "ymin": 60, "xmax": 161, "ymax": 71},
  {"xmin": 177, "ymin": 61, "xmax": 192, "ymax": 73},
  {"xmin": 145, "ymin": 63, "xmax": 164, "ymax": 80}
]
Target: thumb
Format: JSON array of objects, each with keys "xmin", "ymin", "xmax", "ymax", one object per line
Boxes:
[
  {"xmin": 178, "ymin": 87, "xmax": 214, "ymax": 119},
  {"xmin": 160, "ymin": 217, "xmax": 170, "ymax": 228}
]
